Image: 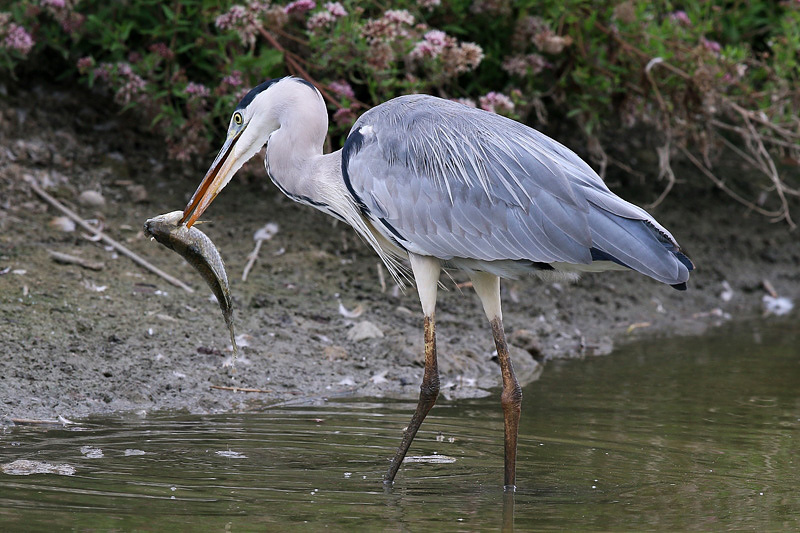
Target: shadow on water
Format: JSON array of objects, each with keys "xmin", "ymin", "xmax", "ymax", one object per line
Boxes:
[{"xmin": 1, "ymin": 320, "xmax": 799, "ymax": 530}]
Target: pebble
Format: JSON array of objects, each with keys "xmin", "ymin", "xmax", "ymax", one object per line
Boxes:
[
  {"xmin": 347, "ymin": 320, "xmax": 384, "ymax": 342},
  {"xmin": 127, "ymin": 184, "xmax": 148, "ymax": 203},
  {"xmin": 763, "ymin": 295, "xmax": 793, "ymax": 316},
  {"xmin": 80, "ymin": 446, "xmax": 104, "ymax": 459},
  {"xmin": 78, "ymin": 190, "xmax": 105, "ymax": 207},
  {"xmin": 323, "ymin": 345, "xmax": 348, "ymax": 361},
  {"xmin": 2, "ymin": 459, "xmax": 76, "ymax": 476},
  {"xmin": 49, "ymin": 216, "xmax": 76, "ymax": 232}
]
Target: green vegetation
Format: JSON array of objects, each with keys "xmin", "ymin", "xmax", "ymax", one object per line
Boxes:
[{"xmin": 2, "ymin": 0, "xmax": 798, "ymax": 224}]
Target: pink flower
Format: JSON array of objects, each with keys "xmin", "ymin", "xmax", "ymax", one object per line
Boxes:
[
  {"xmin": 93, "ymin": 62, "xmax": 148, "ymax": 105},
  {"xmin": 333, "ymin": 107, "xmax": 356, "ymax": 126},
  {"xmin": 325, "ymin": 2, "xmax": 347, "ymax": 17},
  {"xmin": 116, "ymin": 75, "xmax": 147, "ymax": 105},
  {"xmin": 307, "ymin": 11, "xmax": 334, "ymax": 30},
  {"xmin": 418, "ymin": 0, "xmax": 441, "ymax": 10},
  {"xmin": 221, "ymin": 70, "xmax": 243, "ymax": 87},
  {"xmin": 215, "ymin": 4, "xmax": 263, "ymax": 46},
  {"xmin": 59, "ymin": 12, "xmax": 85, "ymax": 33},
  {"xmin": 76, "ymin": 56, "xmax": 94, "ymax": 73},
  {"xmin": 451, "ymin": 97, "xmax": 476, "ymax": 108},
  {"xmin": 458, "ymin": 42, "xmax": 484, "ymax": 70},
  {"xmin": 185, "ymin": 82, "xmax": 210, "ymax": 98},
  {"xmin": 148, "ymin": 42, "xmax": 175, "ymax": 60},
  {"xmin": 329, "ymin": 80, "xmax": 355, "ymax": 100},
  {"xmin": 409, "ymin": 30, "xmax": 449, "ymax": 60},
  {"xmin": 361, "ymin": 10, "xmax": 415, "ymax": 42},
  {"xmin": 2, "ymin": 24, "xmax": 34, "ymax": 56},
  {"xmin": 670, "ymin": 10, "xmax": 692, "ymax": 26},
  {"xmin": 502, "ymin": 54, "xmax": 549, "ymax": 76},
  {"xmin": 384, "ymin": 9, "xmax": 414, "ymax": 26},
  {"xmin": 40, "ymin": 0, "xmax": 66, "ymax": 8},
  {"xmin": 479, "ymin": 92, "xmax": 515, "ymax": 114},
  {"xmin": 216, "ymin": 5, "xmax": 247, "ymax": 30},
  {"xmin": 285, "ymin": 0, "xmax": 315, "ymax": 14},
  {"xmin": 410, "ymin": 41, "xmax": 438, "ymax": 60},
  {"xmin": 423, "ymin": 30, "xmax": 447, "ymax": 47},
  {"xmin": 702, "ymin": 38, "xmax": 722, "ymax": 54}
]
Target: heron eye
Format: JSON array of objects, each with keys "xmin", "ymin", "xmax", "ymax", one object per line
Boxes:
[{"xmin": 233, "ymin": 112, "xmax": 243, "ymax": 126}]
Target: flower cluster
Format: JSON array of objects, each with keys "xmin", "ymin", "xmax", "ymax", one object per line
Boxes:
[
  {"xmin": 185, "ymin": 82, "xmax": 210, "ymax": 99},
  {"xmin": 670, "ymin": 10, "xmax": 692, "ymax": 26},
  {"xmin": 333, "ymin": 107, "xmax": 356, "ymax": 126},
  {"xmin": 306, "ymin": 2, "xmax": 347, "ymax": 32},
  {"xmin": 328, "ymin": 79, "xmax": 355, "ymax": 100},
  {"xmin": 479, "ymin": 92, "xmax": 515, "ymax": 115},
  {"xmin": 93, "ymin": 62, "xmax": 148, "ymax": 105},
  {"xmin": 451, "ymin": 97, "xmax": 476, "ymax": 108},
  {"xmin": 216, "ymin": 1, "xmax": 281, "ymax": 46},
  {"xmin": 148, "ymin": 42, "xmax": 174, "ymax": 60},
  {"xmin": 702, "ymin": 38, "xmax": 722, "ymax": 55},
  {"xmin": 1, "ymin": 22, "xmax": 35, "ymax": 57},
  {"xmin": 409, "ymin": 30, "xmax": 484, "ymax": 77},
  {"xmin": 76, "ymin": 56, "xmax": 93, "ymax": 73},
  {"xmin": 357, "ymin": 10, "xmax": 417, "ymax": 70},
  {"xmin": 221, "ymin": 70, "xmax": 244, "ymax": 89},
  {"xmin": 284, "ymin": 0, "xmax": 315, "ymax": 15},
  {"xmin": 39, "ymin": 0, "xmax": 84, "ymax": 33},
  {"xmin": 533, "ymin": 30, "xmax": 573, "ymax": 55},
  {"xmin": 418, "ymin": 0, "xmax": 441, "ymax": 10},
  {"xmin": 361, "ymin": 9, "xmax": 414, "ymax": 42},
  {"xmin": 502, "ymin": 53, "xmax": 549, "ymax": 77}
]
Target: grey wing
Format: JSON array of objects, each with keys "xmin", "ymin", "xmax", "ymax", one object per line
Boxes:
[{"xmin": 343, "ymin": 95, "xmax": 691, "ymax": 285}]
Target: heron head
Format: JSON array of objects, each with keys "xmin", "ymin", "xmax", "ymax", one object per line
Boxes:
[{"xmin": 180, "ymin": 79, "xmax": 285, "ymax": 227}]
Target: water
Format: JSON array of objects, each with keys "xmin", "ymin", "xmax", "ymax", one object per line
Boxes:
[{"xmin": 2, "ymin": 321, "xmax": 799, "ymax": 531}]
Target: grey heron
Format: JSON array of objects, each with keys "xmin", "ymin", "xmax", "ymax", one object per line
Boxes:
[{"xmin": 180, "ymin": 77, "xmax": 693, "ymax": 490}]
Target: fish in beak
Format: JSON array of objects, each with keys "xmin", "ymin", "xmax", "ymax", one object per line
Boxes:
[{"xmin": 180, "ymin": 127, "xmax": 245, "ymax": 228}]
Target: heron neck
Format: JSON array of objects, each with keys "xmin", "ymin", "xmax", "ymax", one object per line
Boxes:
[{"xmin": 265, "ymin": 122, "xmax": 326, "ymax": 200}]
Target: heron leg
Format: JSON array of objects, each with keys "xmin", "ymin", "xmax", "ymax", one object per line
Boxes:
[
  {"xmin": 384, "ymin": 253, "xmax": 441, "ymax": 485},
  {"xmin": 470, "ymin": 272, "xmax": 522, "ymax": 491}
]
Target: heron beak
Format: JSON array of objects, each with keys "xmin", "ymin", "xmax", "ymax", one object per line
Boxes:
[{"xmin": 180, "ymin": 128, "xmax": 244, "ymax": 228}]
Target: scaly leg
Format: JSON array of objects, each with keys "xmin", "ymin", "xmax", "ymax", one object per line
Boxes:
[
  {"xmin": 470, "ymin": 272, "xmax": 522, "ymax": 491},
  {"xmin": 384, "ymin": 253, "xmax": 441, "ymax": 485}
]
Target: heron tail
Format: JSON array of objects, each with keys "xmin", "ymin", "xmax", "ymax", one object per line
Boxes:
[{"xmin": 587, "ymin": 206, "xmax": 694, "ymax": 289}]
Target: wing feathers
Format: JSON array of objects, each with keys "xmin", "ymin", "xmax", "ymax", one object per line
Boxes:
[{"xmin": 344, "ymin": 95, "xmax": 691, "ymax": 286}]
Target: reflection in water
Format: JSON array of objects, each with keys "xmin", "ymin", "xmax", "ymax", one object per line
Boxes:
[{"xmin": 1, "ymin": 321, "xmax": 799, "ymax": 530}]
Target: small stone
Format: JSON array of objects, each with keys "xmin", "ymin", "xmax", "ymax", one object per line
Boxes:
[
  {"xmin": 509, "ymin": 329, "xmax": 543, "ymax": 359},
  {"xmin": 127, "ymin": 184, "xmax": 148, "ymax": 203},
  {"xmin": 49, "ymin": 216, "xmax": 76, "ymax": 232},
  {"xmin": 347, "ymin": 321, "xmax": 384, "ymax": 342},
  {"xmin": 324, "ymin": 345, "xmax": 348, "ymax": 361},
  {"xmin": 124, "ymin": 449, "xmax": 146, "ymax": 456},
  {"xmin": 78, "ymin": 190, "xmax": 105, "ymax": 207},
  {"xmin": 80, "ymin": 445, "xmax": 104, "ymax": 459},
  {"xmin": 2, "ymin": 459, "xmax": 76, "ymax": 476}
]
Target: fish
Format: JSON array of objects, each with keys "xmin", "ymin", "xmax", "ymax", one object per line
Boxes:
[{"xmin": 143, "ymin": 211, "xmax": 238, "ymax": 363}]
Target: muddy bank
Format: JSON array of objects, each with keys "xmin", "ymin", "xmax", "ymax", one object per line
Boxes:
[{"xmin": 1, "ymin": 83, "xmax": 797, "ymax": 422}]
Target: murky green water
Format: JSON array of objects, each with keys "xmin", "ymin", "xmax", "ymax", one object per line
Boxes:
[{"xmin": 2, "ymin": 321, "xmax": 799, "ymax": 531}]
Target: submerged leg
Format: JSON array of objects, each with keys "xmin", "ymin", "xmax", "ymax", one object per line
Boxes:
[
  {"xmin": 385, "ymin": 253, "xmax": 441, "ymax": 485},
  {"xmin": 470, "ymin": 272, "xmax": 522, "ymax": 491}
]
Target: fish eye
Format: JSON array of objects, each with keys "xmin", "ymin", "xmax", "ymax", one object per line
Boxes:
[{"xmin": 233, "ymin": 112, "xmax": 243, "ymax": 126}]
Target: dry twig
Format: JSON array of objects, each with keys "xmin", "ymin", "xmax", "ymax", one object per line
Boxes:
[
  {"xmin": 210, "ymin": 385, "xmax": 275, "ymax": 393},
  {"xmin": 48, "ymin": 250, "xmax": 104, "ymax": 271},
  {"xmin": 26, "ymin": 177, "xmax": 195, "ymax": 292}
]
